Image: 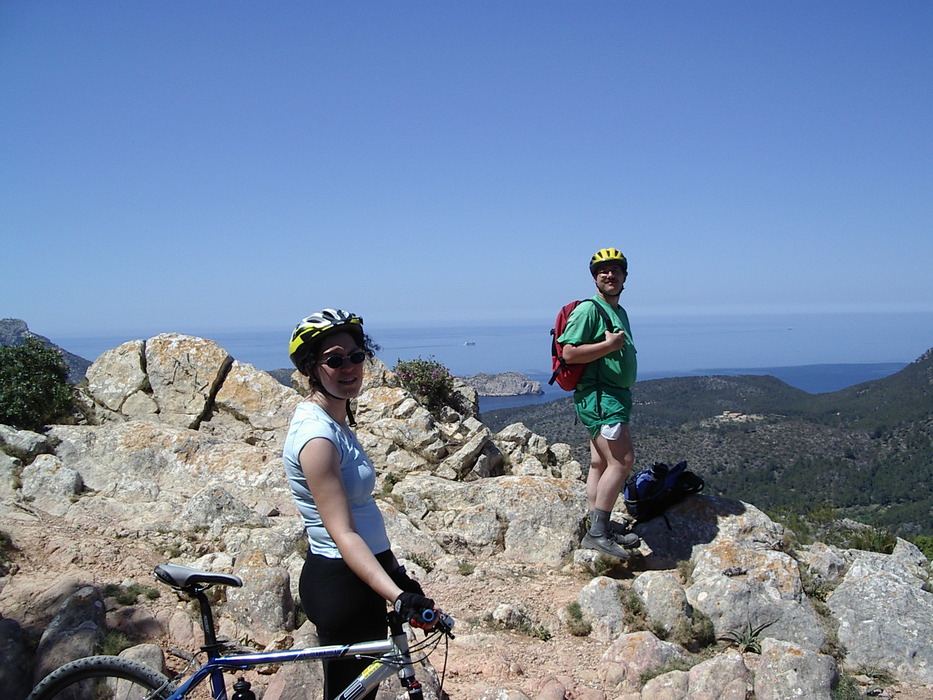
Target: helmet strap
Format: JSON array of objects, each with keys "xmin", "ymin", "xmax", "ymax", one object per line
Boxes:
[{"xmin": 310, "ymin": 369, "xmax": 356, "ymax": 426}]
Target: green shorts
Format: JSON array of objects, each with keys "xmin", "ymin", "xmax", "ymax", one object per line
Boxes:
[{"xmin": 573, "ymin": 386, "xmax": 632, "ymax": 439}]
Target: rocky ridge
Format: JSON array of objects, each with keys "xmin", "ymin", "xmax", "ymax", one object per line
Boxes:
[{"xmin": 1, "ymin": 332, "xmax": 933, "ymax": 699}]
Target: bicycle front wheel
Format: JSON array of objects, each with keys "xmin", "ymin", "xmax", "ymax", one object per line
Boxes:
[{"xmin": 27, "ymin": 655, "xmax": 173, "ymax": 700}]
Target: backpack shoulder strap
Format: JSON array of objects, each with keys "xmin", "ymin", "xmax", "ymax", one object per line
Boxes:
[{"xmin": 584, "ymin": 298, "xmax": 618, "ymax": 332}]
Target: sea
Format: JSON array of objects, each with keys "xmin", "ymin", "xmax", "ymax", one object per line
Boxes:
[{"xmin": 54, "ymin": 311, "xmax": 932, "ymax": 413}]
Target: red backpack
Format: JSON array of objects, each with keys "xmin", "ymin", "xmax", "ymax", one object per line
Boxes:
[{"xmin": 549, "ymin": 299, "xmax": 613, "ymax": 390}]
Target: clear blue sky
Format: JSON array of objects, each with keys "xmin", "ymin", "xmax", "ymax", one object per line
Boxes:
[{"xmin": 3, "ymin": 1, "xmax": 931, "ymax": 339}]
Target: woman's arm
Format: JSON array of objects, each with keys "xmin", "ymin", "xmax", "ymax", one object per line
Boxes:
[{"xmin": 299, "ymin": 437, "xmax": 404, "ymax": 603}]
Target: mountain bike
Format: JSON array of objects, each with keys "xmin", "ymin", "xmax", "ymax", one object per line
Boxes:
[{"xmin": 27, "ymin": 562, "xmax": 455, "ymax": 700}]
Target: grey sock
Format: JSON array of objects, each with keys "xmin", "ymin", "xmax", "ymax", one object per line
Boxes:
[{"xmin": 589, "ymin": 509, "xmax": 611, "ymax": 537}]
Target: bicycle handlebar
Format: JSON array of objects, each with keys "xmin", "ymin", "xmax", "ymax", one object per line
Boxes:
[{"xmin": 416, "ymin": 609, "xmax": 455, "ymax": 636}]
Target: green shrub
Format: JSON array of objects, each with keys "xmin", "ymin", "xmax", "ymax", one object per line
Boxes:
[
  {"xmin": 913, "ymin": 535, "xmax": 933, "ymax": 560},
  {"xmin": 0, "ymin": 337, "xmax": 73, "ymax": 430},
  {"xmin": 838, "ymin": 526, "xmax": 897, "ymax": 554},
  {"xmin": 393, "ymin": 357, "xmax": 460, "ymax": 414}
]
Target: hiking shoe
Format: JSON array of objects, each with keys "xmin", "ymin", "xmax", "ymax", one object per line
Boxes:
[
  {"xmin": 607, "ymin": 520, "xmax": 641, "ymax": 548},
  {"xmin": 581, "ymin": 532, "xmax": 631, "ymax": 559},
  {"xmin": 612, "ymin": 530, "xmax": 641, "ymax": 548}
]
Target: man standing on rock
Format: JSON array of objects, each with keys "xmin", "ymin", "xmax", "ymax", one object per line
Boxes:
[{"xmin": 558, "ymin": 248, "xmax": 641, "ymax": 559}]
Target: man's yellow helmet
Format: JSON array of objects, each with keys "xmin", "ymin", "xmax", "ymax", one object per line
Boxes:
[{"xmin": 589, "ymin": 248, "xmax": 627, "ymax": 276}]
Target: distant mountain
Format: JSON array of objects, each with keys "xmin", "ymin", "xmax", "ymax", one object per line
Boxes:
[
  {"xmin": 0, "ymin": 318, "xmax": 92, "ymax": 384},
  {"xmin": 268, "ymin": 368, "xmax": 295, "ymax": 386},
  {"xmin": 483, "ymin": 347, "xmax": 933, "ymax": 536}
]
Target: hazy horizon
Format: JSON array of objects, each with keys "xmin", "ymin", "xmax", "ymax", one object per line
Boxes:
[{"xmin": 38, "ymin": 309, "xmax": 932, "ymax": 381}]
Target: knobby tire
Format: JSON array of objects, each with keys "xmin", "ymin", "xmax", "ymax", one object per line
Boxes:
[{"xmin": 27, "ymin": 655, "xmax": 172, "ymax": 700}]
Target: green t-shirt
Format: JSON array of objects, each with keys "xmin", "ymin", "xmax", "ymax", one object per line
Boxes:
[{"xmin": 557, "ymin": 296, "xmax": 637, "ymax": 391}]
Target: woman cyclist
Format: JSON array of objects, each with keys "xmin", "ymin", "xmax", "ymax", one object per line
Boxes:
[{"xmin": 283, "ymin": 309, "xmax": 441, "ymax": 700}]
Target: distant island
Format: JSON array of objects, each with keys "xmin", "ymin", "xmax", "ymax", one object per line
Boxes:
[{"xmin": 459, "ymin": 371, "xmax": 543, "ymax": 397}]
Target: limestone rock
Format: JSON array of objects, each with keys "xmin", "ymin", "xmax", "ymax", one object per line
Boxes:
[
  {"xmin": 32, "ymin": 586, "xmax": 106, "ymax": 685},
  {"xmin": 20, "ymin": 454, "xmax": 83, "ymax": 516},
  {"xmin": 597, "ymin": 631, "xmax": 690, "ymax": 694},
  {"xmin": 753, "ymin": 638, "xmax": 837, "ymax": 700},
  {"xmin": 0, "ymin": 424, "xmax": 53, "ymax": 462},
  {"xmin": 577, "ymin": 576, "xmax": 625, "ymax": 641},
  {"xmin": 85, "ymin": 339, "xmax": 150, "ymax": 414},
  {"xmin": 827, "ymin": 541, "xmax": 933, "ymax": 684},
  {"xmin": 224, "ymin": 551, "xmax": 295, "ymax": 647},
  {"xmin": 687, "ymin": 537, "xmax": 826, "ymax": 651},
  {"xmin": 632, "ymin": 571, "xmax": 692, "ymax": 638},
  {"xmin": 208, "ymin": 359, "xmax": 302, "ymax": 447}
]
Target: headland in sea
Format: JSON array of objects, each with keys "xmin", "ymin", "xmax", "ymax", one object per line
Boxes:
[
  {"xmin": 51, "ymin": 310, "xmax": 931, "ymax": 410},
  {"xmin": 478, "ymin": 362, "xmax": 908, "ymax": 412}
]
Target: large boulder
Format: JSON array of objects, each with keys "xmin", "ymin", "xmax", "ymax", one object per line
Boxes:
[
  {"xmin": 392, "ymin": 473, "xmax": 585, "ymax": 566},
  {"xmin": 827, "ymin": 539, "xmax": 933, "ymax": 684}
]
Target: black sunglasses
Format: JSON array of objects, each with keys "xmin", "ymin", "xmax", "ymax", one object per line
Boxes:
[{"xmin": 319, "ymin": 350, "xmax": 367, "ymax": 369}]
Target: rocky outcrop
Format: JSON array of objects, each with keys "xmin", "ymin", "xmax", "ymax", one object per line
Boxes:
[
  {"xmin": 460, "ymin": 372, "xmax": 544, "ymax": 397},
  {"xmin": 1, "ymin": 332, "xmax": 932, "ymax": 700}
]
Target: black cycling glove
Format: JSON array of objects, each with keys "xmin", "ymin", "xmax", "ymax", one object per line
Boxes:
[
  {"xmin": 390, "ymin": 565, "xmax": 425, "ymax": 596},
  {"xmin": 394, "ymin": 591, "xmax": 436, "ymax": 628}
]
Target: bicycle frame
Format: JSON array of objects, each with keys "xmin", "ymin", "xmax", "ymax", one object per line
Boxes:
[
  {"xmin": 164, "ymin": 619, "xmax": 420, "ymax": 700},
  {"xmin": 152, "ymin": 563, "xmax": 444, "ymax": 700}
]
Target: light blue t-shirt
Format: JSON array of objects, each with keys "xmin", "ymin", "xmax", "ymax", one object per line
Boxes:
[{"xmin": 283, "ymin": 402, "xmax": 391, "ymax": 558}]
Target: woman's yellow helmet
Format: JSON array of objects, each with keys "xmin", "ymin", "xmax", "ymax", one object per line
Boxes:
[
  {"xmin": 589, "ymin": 248, "xmax": 627, "ymax": 276},
  {"xmin": 288, "ymin": 309, "xmax": 364, "ymax": 374}
]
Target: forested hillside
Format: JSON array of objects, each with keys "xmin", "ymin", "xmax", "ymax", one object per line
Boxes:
[{"xmin": 483, "ymin": 348, "xmax": 933, "ymax": 536}]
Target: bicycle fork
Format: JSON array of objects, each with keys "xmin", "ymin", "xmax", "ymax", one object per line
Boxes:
[{"xmin": 337, "ymin": 613, "xmax": 423, "ymax": 700}]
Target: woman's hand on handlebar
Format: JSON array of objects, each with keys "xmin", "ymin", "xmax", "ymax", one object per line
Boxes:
[{"xmin": 394, "ymin": 591, "xmax": 438, "ymax": 629}]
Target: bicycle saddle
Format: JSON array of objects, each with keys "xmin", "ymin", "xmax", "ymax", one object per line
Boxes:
[{"xmin": 154, "ymin": 563, "xmax": 244, "ymax": 590}]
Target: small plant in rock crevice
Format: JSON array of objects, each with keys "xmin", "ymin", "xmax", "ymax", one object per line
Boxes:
[
  {"xmin": 393, "ymin": 357, "xmax": 462, "ymax": 415},
  {"xmin": 670, "ymin": 609, "xmax": 716, "ymax": 650},
  {"xmin": 102, "ymin": 583, "xmax": 161, "ymax": 606},
  {"xmin": 831, "ymin": 673, "xmax": 863, "ymax": 700},
  {"xmin": 675, "ymin": 558, "xmax": 696, "ymax": 585},
  {"xmin": 618, "ymin": 586, "xmax": 651, "ymax": 631},
  {"xmin": 718, "ymin": 618, "xmax": 776, "ymax": 654},
  {"xmin": 408, "ymin": 553, "xmax": 434, "ymax": 573},
  {"xmin": 101, "ymin": 630, "xmax": 134, "ymax": 656},
  {"xmin": 640, "ymin": 658, "xmax": 693, "ymax": 686},
  {"xmin": 457, "ymin": 561, "xmax": 475, "ymax": 576},
  {"xmin": 564, "ymin": 602, "xmax": 592, "ymax": 637}
]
